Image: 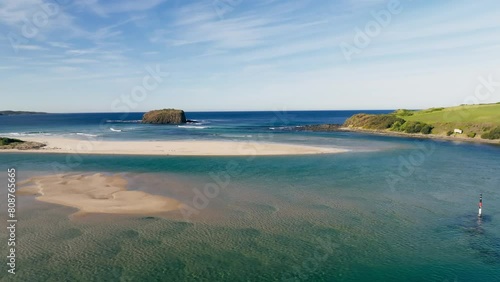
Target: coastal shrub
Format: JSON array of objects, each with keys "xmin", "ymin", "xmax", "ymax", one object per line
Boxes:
[
  {"xmin": 420, "ymin": 124, "xmax": 434, "ymax": 134},
  {"xmin": 343, "ymin": 114, "xmax": 405, "ymax": 130},
  {"xmin": 467, "ymin": 132, "xmax": 476, "ymax": 138},
  {"xmin": 481, "ymin": 126, "xmax": 500, "ymax": 140},
  {"xmin": 422, "ymin": 107, "xmax": 445, "ymax": 113},
  {"xmin": 446, "ymin": 130, "xmax": 454, "ymax": 136},
  {"xmin": 392, "ymin": 109, "xmax": 415, "ymax": 116},
  {"xmin": 0, "ymin": 138, "xmax": 24, "ymax": 146},
  {"xmin": 390, "ymin": 121, "xmax": 403, "ymax": 131},
  {"xmin": 400, "ymin": 121, "xmax": 425, "ymax": 133}
]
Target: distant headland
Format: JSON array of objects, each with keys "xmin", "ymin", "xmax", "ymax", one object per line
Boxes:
[
  {"xmin": 301, "ymin": 103, "xmax": 500, "ymax": 145},
  {"xmin": 0, "ymin": 111, "xmax": 47, "ymax": 115}
]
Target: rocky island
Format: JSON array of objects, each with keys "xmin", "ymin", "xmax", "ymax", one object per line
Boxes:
[{"xmin": 142, "ymin": 109, "xmax": 187, "ymax": 124}]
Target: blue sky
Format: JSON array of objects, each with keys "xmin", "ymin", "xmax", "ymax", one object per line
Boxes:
[{"xmin": 1, "ymin": 0, "xmax": 500, "ymax": 112}]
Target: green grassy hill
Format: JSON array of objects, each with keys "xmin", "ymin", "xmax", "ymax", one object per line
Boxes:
[
  {"xmin": 344, "ymin": 103, "xmax": 500, "ymax": 140},
  {"xmin": 402, "ymin": 103, "xmax": 500, "ymax": 124},
  {"xmin": 400, "ymin": 104, "xmax": 500, "ymax": 137}
]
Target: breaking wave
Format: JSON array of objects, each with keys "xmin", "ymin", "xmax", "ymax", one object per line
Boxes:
[{"xmin": 106, "ymin": 120, "xmax": 141, "ymax": 123}]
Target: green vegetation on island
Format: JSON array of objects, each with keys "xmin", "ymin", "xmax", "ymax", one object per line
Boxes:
[
  {"xmin": 142, "ymin": 109, "xmax": 187, "ymax": 124},
  {"xmin": 343, "ymin": 103, "xmax": 500, "ymax": 140},
  {"xmin": 0, "ymin": 137, "xmax": 24, "ymax": 146},
  {"xmin": 0, "ymin": 137, "xmax": 46, "ymax": 150}
]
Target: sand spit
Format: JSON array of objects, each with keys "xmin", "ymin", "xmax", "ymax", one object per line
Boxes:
[
  {"xmin": 19, "ymin": 173, "xmax": 182, "ymax": 216},
  {"xmin": 1, "ymin": 136, "xmax": 346, "ymax": 156}
]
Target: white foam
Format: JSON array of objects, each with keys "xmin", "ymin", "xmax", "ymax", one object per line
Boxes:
[
  {"xmin": 269, "ymin": 126, "xmax": 292, "ymax": 130},
  {"xmin": 76, "ymin": 133, "xmax": 98, "ymax": 137},
  {"xmin": 1, "ymin": 132, "xmax": 52, "ymax": 137},
  {"xmin": 106, "ymin": 120, "xmax": 141, "ymax": 123},
  {"xmin": 177, "ymin": 125, "xmax": 208, "ymax": 129},
  {"xmin": 219, "ymin": 134, "xmax": 253, "ymax": 138}
]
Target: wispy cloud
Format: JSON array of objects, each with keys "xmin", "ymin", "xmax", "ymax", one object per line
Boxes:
[
  {"xmin": 2, "ymin": 0, "xmax": 500, "ymax": 112},
  {"xmin": 61, "ymin": 58, "xmax": 99, "ymax": 64},
  {"xmin": 0, "ymin": 0, "xmax": 41, "ymax": 26},
  {"xmin": 0, "ymin": 0, "xmax": 87, "ymax": 46},
  {"xmin": 142, "ymin": 51, "xmax": 159, "ymax": 55},
  {"xmin": 152, "ymin": 1, "xmax": 320, "ymax": 50},
  {"xmin": 76, "ymin": 0, "xmax": 167, "ymax": 16},
  {"xmin": 48, "ymin": 42, "xmax": 72, "ymax": 49},
  {"xmin": 16, "ymin": 44, "xmax": 47, "ymax": 51},
  {"xmin": 65, "ymin": 48, "xmax": 102, "ymax": 56}
]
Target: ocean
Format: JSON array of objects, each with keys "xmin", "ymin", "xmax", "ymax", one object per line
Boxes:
[{"xmin": 0, "ymin": 111, "xmax": 499, "ymax": 281}]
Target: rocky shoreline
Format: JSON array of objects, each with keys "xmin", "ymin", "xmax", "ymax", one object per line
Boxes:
[
  {"xmin": 343, "ymin": 127, "xmax": 500, "ymax": 145},
  {"xmin": 298, "ymin": 124, "xmax": 500, "ymax": 145}
]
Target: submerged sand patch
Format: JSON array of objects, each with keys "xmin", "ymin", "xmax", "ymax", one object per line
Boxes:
[{"xmin": 19, "ymin": 173, "xmax": 182, "ymax": 215}]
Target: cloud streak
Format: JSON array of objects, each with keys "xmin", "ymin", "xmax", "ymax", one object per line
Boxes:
[{"xmin": 1, "ymin": 0, "xmax": 500, "ymax": 112}]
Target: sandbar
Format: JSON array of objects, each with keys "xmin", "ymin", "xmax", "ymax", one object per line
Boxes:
[
  {"xmin": 1, "ymin": 136, "xmax": 346, "ymax": 156},
  {"xmin": 19, "ymin": 173, "xmax": 182, "ymax": 215}
]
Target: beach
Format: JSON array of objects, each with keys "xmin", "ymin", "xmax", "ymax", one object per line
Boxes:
[
  {"xmin": 0, "ymin": 136, "xmax": 346, "ymax": 156},
  {"xmin": 19, "ymin": 173, "xmax": 182, "ymax": 215}
]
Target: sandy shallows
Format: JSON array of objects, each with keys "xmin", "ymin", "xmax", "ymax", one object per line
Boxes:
[
  {"xmin": 4, "ymin": 136, "xmax": 346, "ymax": 156},
  {"xmin": 19, "ymin": 173, "xmax": 182, "ymax": 215}
]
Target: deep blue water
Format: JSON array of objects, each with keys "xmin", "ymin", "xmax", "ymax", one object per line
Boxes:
[
  {"xmin": 0, "ymin": 110, "xmax": 391, "ymax": 141},
  {"xmin": 0, "ymin": 111, "xmax": 499, "ymax": 281}
]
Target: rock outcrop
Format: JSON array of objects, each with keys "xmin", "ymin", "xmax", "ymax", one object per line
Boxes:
[
  {"xmin": 298, "ymin": 124, "xmax": 342, "ymax": 132},
  {"xmin": 142, "ymin": 109, "xmax": 187, "ymax": 124},
  {"xmin": 0, "ymin": 138, "xmax": 46, "ymax": 150},
  {"xmin": 343, "ymin": 114, "xmax": 405, "ymax": 130}
]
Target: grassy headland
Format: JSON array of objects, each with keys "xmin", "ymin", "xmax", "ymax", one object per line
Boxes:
[{"xmin": 342, "ymin": 103, "xmax": 500, "ymax": 143}]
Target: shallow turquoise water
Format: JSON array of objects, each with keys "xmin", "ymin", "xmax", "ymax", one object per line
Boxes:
[{"xmin": 0, "ymin": 135, "xmax": 499, "ymax": 281}]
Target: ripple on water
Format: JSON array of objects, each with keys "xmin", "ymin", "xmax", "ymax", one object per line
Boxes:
[
  {"xmin": 157, "ymin": 221, "xmax": 194, "ymax": 237},
  {"xmin": 52, "ymin": 227, "xmax": 83, "ymax": 241},
  {"xmin": 119, "ymin": 229, "xmax": 140, "ymax": 239}
]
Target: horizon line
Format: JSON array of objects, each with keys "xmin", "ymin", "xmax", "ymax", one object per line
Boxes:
[{"xmin": 2, "ymin": 109, "xmax": 412, "ymax": 114}]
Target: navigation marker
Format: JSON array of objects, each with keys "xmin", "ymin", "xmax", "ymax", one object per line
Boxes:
[{"xmin": 478, "ymin": 193, "xmax": 483, "ymax": 217}]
